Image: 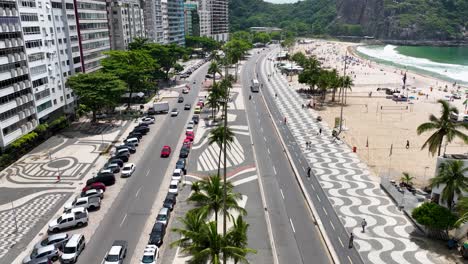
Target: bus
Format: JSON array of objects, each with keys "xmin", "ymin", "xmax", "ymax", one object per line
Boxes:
[{"xmin": 251, "ymin": 79, "xmax": 260, "ymax": 92}]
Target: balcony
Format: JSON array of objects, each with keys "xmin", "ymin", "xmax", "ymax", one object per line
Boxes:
[
  {"xmin": 0, "ymin": 100, "xmax": 18, "ymax": 113},
  {"xmin": 3, "ymin": 127, "xmax": 23, "ymax": 146},
  {"xmin": 13, "ymin": 83, "xmax": 20, "ymax": 92}
]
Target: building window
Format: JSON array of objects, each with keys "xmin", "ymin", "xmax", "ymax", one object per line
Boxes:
[
  {"xmin": 51, "ymin": 2, "xmax": 62, "ymax": 8},
  {"xmin": 37, "ymin": 100, "xmax": 52, "ymax": 112},
  {"xmin": 32, "ymin": 77, "xmax": 48, "ymax": 88},
  {"xmin": 23, "ymin": 26, "xmax": 40, "ymax": 35},
  {"xmin": 25, "ymin": 40, "xmax": 42, "ymax": 48},
  {"xmin": 30, "ymin": 65, "xmax": 47, "ymax": 76},
  {"xmin": 21, "ymin": 0, "xmax": 36, "ymax": 8},
  {"xmin": 53, "ymin": 99, "xmax": 57, "ymax": 105},
  {"xmin": 66, "ymin": 3, "xmax": 74, "ymax": 9},
  {"xmin": 20, "ymin": 13, "xmax": 39, "ymax": 22},
  {"xmin": 28, "ymin": 52, "xmax": 45, "ymax": 62},
  {"xmin": 35, "ymin": 88, "xmax": 51, "ymax": 101}
]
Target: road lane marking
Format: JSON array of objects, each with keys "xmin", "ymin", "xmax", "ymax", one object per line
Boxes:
[
  {"xmin": 316, "ymin": 194, "xmax": 321, "ymax": 202},
  {"xmin": 135, "ymin": 187, "xmax": 142, "ymax": 197},
  {"xmin": 330, "ymin": 221, "xmax": 335, "ymax": 231},
  {"xmin": 280, "ymin": 189, "xmax": 285, "ymax": 199},
  {"xmin": 289, "ymin": 218, "xmax": 296, "ymax": 233},
  {"xmin": 120, "ymin": 214, "xmax": 127, "ymax": 227},
  {"xmin": 145, "ymin": 169, "xmax": 150, "ymax": 177},
  {"xmin": 338, "ymin": 237, "xmax": 344, "ymax": 248},
  {"xmin": 322, "ymin": 207, "xmax": 328, "ymax": 216},
  {"xmin": 260, "ymin": 127, "xmax": 263, "ymax": 133},
  {"xmin": 273, "ymin": 166, "xmax": 277, "ymax": 175},
  {"xmin": 263, "ymin": 136, "xmax": 266, "ymax": 142},
  {"xmin": 348, "ymin": 256, "xmax": 354, "ymax": 264},
  {"xmin": 299, "ymin": 159, "xmax": 302, "ymax": 164},
  {"xmin": 267, "ymin": 148, "xmax": 270, "ymax": 154},
  {"xmin": 310, "ymin": 184, "xmax": 315, "ymax": 191}
]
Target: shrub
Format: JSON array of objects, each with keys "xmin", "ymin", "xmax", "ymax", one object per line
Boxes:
[{"xmin": 412, "ymin": 202, "xmax": 459, "ymax": 233}]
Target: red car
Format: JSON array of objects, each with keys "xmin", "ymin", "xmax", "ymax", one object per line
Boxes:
[
  {"xmin": 183, "ymin": 138, "xmax": 192, "ymax": 148},
  {"xmin": 161, "ymin": 145, "xmax": 172, "ymax": 157},
  {"xmin": 185, "ymin": 131, "xmax": 194, "ymax": 141},
  {"xmin": 197, "ymin": 101, "xmax": 204, "ymax": 108},
  {"xmin": 82, "ymin": 182, "xmax": 106, "ymax": 193}
]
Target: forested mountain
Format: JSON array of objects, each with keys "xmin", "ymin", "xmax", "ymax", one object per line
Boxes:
[{"xmin": 229, "ymin": 0, "xmax": 468, "ymax": 41}]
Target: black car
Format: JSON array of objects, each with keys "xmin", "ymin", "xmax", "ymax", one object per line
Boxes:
[
  {"xmin": 113, "ymin": 153, "xmax": 129, "ymax": 162},
  {"xmin": 115, "ymin": 145, "xmax": 136, "ymax": 154},
  {"xmin": 163, "ymin": 193, "xmax": 177, "ymax": 211},
  {"xmin": 178, "ymin": 97, "xmax": 184, "ymax": 103},
  {"xmin": 105, "ymin": 163, "xmax": 120, "ymax": 173},
  {"xmin": 87, "ymin": 174, "xmax": 116, "ymax": 186},
  {"xmin": 108, "ymin": 158, "xmax": 124, "ymax": 167},
  {"xmin": 179, "ymin": 146, "xmax": 190, "ymax": 158},
  {"xmin": 176, "ymin": 158, "xmax": 186, "ymax": 173},
  {"xmin": 149, "ymin": 222, "xmax": 166, "ymax": 246},
  {"xmin": 133, "ymin": 126, "xmax": 149, "ymax": 134},
  {"xmin": 136, "ymin": 123, "xmax": 149, "ymax": 128},
  {"xmin": 147, "ymin": 108, "xmax": 156, "ymax": 115},
  {"xmin": 124, "ymin": 142, "xmax": 137, "ymax": 149},
  {"xmin": 128, "ymin": 131, "xmax": 143, "ymax": 138},
  {"xmin": 192, "ymin": 115, "xmax": 199, "ymax": 124}
]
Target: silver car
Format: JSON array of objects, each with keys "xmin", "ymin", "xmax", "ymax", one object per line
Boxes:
[
  {"xmin": 34, "ymin": 233, "xmax": 70, "ymax": 250},
  {"xmin": 23, "ymin": 245, "xmax": 60, "ymax": 263}
]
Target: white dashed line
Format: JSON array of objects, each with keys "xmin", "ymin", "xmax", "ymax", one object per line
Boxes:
[
  {"xmin": 330, "ymin": 221, "xmax": 335, "ymax": 231},
  {"xmin": 273, "ymin": 166, "xmax": 277, "ymax": 175},
  {"xmin": 120, "ymin": 214, "xmax": 127, "ymax": 227},
  {"xmin": 263, "ymin": 136, "xmax": 267, "ymax": 142},
  {"xmin": 267, "ymin": 148, "xmax": 270, "ymax": 154},
  {"xmin": 348, "ymin": 256, "xmax": 354, "ymax": 264},
  {"xmin": 145, "ymin": 169, "xmax": 150, "ymax": 177},
  {"xmin": 338, "ymin": 237, "xmax": 344, "ymax": 248},
  {"xmin": 316, "ymin": 194, "xmax": 321, "ymax": 202},
  {"xmin": 289, "ymin": 218, "xmax": 296, "ymax": 233},
  {"xmin": 310, "ymin": 184, "xmax": 315, "ymax": 191},
  {"xmin": 135, "ymin": 187, "xmax": 142, "ymax": 197},
  {"xmin": 322, "ymin": 207, "xmax": 328, "ymax": 216},
  {"xmin": 280, "ymin": 189, "xmax": 285, "ymax": 199}
]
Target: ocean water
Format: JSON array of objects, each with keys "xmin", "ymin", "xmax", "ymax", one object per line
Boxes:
[{"xmin": 355, "ymin": 45, "xmax": 468, "ymax": 85}]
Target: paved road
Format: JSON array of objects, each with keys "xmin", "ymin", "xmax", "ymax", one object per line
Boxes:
[
  {"xmin": 76, "ymin": 66, "xmax": 207, "ymax": 264},
  {"xmin": 253, "ymin": 47, "xmax": 364, "ymax": 264},
  {"xmin": 242, "ymin": 52, "xmax": 332, "ymax": 264}
]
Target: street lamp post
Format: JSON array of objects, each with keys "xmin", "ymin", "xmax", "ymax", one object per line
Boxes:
[{"xmin": 217, "ymin": 96, "xmax": 229, "ymax": 264}]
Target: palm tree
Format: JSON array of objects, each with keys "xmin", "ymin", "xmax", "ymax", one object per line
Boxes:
[
  {"xmin": 400, "ymin": 172, "xmax": 414, "ymax": 186},
  {"xmin": 208, "ymin": 125, "xmax": 235, "ymax": 177},
  {"xmin": 191, "ymin": 181, "xmax": 201, "ymax": 194},
  {"xmin": 208, "ymin": 61, "xmax": 222, "ymax": 85},
  {"xmin": 188, "ymin": 175, "xmax": 246, "ymax": 227},
  {"xmin": 226, "ymin": 216, "xmax": 257, "ymax": 264},
  {"xmin": 206, "ymin": 87, "xmax": 220, "ymax": 121},
  {"xmin": 340, "ymin": 75, "xmax": 353, "ymax": 104},
  {"xmin": 455, "ymin": 197, "xmax": 468, "ymax": 225},
  {"xmin": 431, "ymin": 160, "xmax": 468, "ymax": 210},
  {"xmin": 417, "ymin": 100, "xmax": 468, "ymax": 156},
  {"xmin": 180, "ymin": 221, "xmax": 252, "ymax": 264},
  {"xmin": 171, "ymin": 209, "xmax": 207, "ymax": 248}
]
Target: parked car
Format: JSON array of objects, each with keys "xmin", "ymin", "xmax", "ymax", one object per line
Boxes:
[
  {"xmin": 184, "ymin": 104, "xmax": 191, "ymax": 110},
  {"xmin": 64, "ymin": 196, "xmax": 101, "ymax": 211},
  {"xmin": 168, "ymin": 180, "xmax": 179, "ymax": 195},
  {"xmin": 178, "ymin": 96, "xmax": 184, "ymax": 103},
  {"xmin": 63, "ymin": 207, "xmax": 89, "ymax": 216},
  {"xmin": 172, "ymin": 169, "xmax": 183, "ymax": 182},
  {"xmin": 194, "ymin": 106, "xmax": 201, "ymax": 114},
  {"xmin": 116, "ymin": 145, "xmax": 136, "ymax": 154},
  {"xmin": 28, "ymin": 257, "xmax": 52, "ymax": 264},
  {"xmin": 156, "ymin": 207, "xmax": 171, "ymax": 226},
  {"xmin": 82, "ymin": 182, "xmax": 106, "ymax": 193},
  {"xmin": 179, "ymin": 147, "xmax": 190, "ymax": 158},
  {"xmin": 112, "ymin": 153, "xmax": 129, "ymax": 163},
  {"xmin": 175, "ymin": 158, "xmax": 186, "ymax": 173},
  {"xmin": 140, "ymin": 245, "xmax": 159, "ymax": 264},
  {"xmin": 80, "ymin": 189, "xmax": 104, "ymax": 199},
  {"xmin": 60, "ymin": 234, "xmax": 86, "ymax": 264},
  {"xmin": 86, "ymin": 174, "xmax": 116, "ymax": 186},
  {"xmin": 160, "ymin": 146, "xmax": 171, "ymax": 157},
  {"xmin": 34, "ymin": 233, "xmax": 70, "ymax": 251},
  {"xmin": 23, "ymin": 245, "xmax": 60, "ymax": 264},
  {"xmin": 182, "ymin": 88, "xmax": 189, "ymax": 94},
  {"xmin": 125, "ymin": 137, "xmax": 140, "ymax": 146},
  {"xmin": 121, "ymin": 163, "xmax": 136, "ymax": 177},
  {"xmin": 186, "ymin": 123, "xmax": 194, "ymax": 133},
  {"xmin": 182, "ymin": 138, "xmax": 192, "ymax": 149},
  {"xmin": 148, "ymin": 223, "xmax": 166, "ymax": 247},
  {"xmin": 185, "ymin": 131, "xmax": 194, "ymax": 141},
  {"xmin": 140, "ymin": 117, "xmax": 155, "ymax": 125},
  {"xmin": 48, "ymin": 209, "xmax": 88, "ymax": 233},
  {"xmin": 192, "ymin": 115, "xmax": 199, "ymax": 124},
  {"xmin": 127, "ymin": 132, "xmax": 143, "ymax": 140},
  {"xmin": 133, "ymin": 126, "xmax": 149, "ymax": 135},
  {"xmin": 163, "ymin": 193, "xmax": 177, "ymax": 211},
  {"xmin": 171, "ymin": 108, "xmax": 179, "ymax": 116},
  {"xmin": 103, "ymin": 240, "xmax": 127, "ymax": 264},
  {"xmin": 108, "ymin": 158, "xmax": 124, "ymax": 168}
]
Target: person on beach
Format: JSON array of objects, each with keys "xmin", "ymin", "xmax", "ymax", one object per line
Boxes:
[
  {"xmin": 406, "ymin": 140, "xmax": 410, "ymax": 149},
  {"xmin": 361, "ymin": 219, "xmax": 367, "ymax": 233},
  {"xmin": 307, "ymin": 167, "xmax": 311, "ymax": 178},
  {"xmin": 349, "ymin": 233, "xmax": 354, "ymax": 248}
]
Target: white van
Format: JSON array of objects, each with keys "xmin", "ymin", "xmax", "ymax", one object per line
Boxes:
[
  {"xmin": 125, "ymin": 137, "xmax": 139, "ymax": 146},
  {"xmin": 251, "ymin": 79, "xmax": 260, "ymax": 92},
  {"xmin": 60, "ymin": 234, "xmax": 86, "ymax": 264}
]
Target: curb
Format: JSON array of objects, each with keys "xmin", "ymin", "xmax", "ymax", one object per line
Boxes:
[{"xmin": 256, "ymin": 53, "xmax": 340, "ymax": 264}]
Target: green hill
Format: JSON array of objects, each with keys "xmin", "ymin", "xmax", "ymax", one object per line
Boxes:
[{"xmin": 229, "ymin": 0, "xmax": 468, "ymax": 41}]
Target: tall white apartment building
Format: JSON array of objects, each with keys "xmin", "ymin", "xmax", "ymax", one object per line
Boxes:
[
  {"xmin": 18, "ymin": 0, "xmax": 79, "ymax": 124},
  {"xmin": 108, "ymin": 0, "xmax": 146, "ymax": 50},
  {"xmin": 161, "ymin": 0, "xmax": 168, "ymax": 43},
  {"xmin": 198, "ymin": 9, "xmax": 210, "ymax": 37},
  {"xmin": 0, "ymin": 0, "xmax": 38, "ymax": 147},
  {"xmin": 144, "ymin": 0, "xmax": 164, "ymax": 43},
  {"xmin": 76, "ymin": 0, "xmax": 110, "ymax": 72},
  {"xmin": 166, "ymin": 0, "xmax": 184, "ymax": 46},
  {"xmin": 198, "ymin": 0, "xmax": 227, "ymax": 41}
]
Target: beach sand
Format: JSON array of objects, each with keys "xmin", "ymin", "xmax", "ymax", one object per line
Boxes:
[{"xmin": 292, "ymin": 40, "xmax": 467, "ymax": 187}]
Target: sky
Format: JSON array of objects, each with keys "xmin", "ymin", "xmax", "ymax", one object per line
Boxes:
[{"xmin": 264, "ymin": 0, "xmax": 300, "ymax": 3}]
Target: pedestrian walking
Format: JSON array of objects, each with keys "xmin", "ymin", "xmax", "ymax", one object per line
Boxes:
[
  {"xmin": 307, "ymin": 167, "xmax": 311, "ymax": 178},
  {"xmin": 349, "ymin": 233, "xmax": 354, "ymax": 248},
  {"xmin": 302, "ymin": 104, "xmax": 304, "ymax": 109},
  {"xmin": 319, "ymin": 128, "xmax": 322, "ymax": 135},
  {"xmin": 406, "ymin": 140, "xmax": 410, "ymax": 149},
  {"xmin": 361, "ymin": 219, "xmax": 367, "ymax": 233},
  {"xmin": 305, "ymin": 142, "xmax": 309, "ymax": 148},
  {"xmin": 275, "ymin": 93, "xmax": 278, "ymax": 98},
  {"xmin": 284, "ymin": 117, "xmax": 287, "ymax": 124}
]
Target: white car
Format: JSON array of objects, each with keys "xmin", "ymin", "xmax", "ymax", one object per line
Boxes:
[
  {"xmin": 140, "ymin": 245, "xmax": 159, "ymax": 264},
  {"xmin": 81, "ymin": 188, "xmax": 104, "ymax": 199},
  {"xmin": 186, "ymin": 123, "xmax": 194, "ymax": 133},
  {"xmin": 121, "ymin": 163, "xmax": 135, "ymax": 177},
  {"xmin": 188, "ymin": 120, "xmax": 194, "ymax": 126},
  {"xmin": 171, "ymin": 108, "xmax": 179, "ymax": 116},
  {"xmin": 172, "ymin": 169, "xmax": 183, "ymax": 182},
  {"xmin": 168, "ymin": 180, "xmax": 179, "ymax": 195},
  {"xmin": 140, "ymin": 117, "xmax": 155, "ymax": 125}
]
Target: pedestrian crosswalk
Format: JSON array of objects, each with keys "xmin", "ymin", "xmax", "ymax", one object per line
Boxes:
[{"xmin": 197, "ymin": 137, "xmax": 245, "ymax": 172}]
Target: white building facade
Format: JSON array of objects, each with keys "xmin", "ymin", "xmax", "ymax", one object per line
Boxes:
[
  {"xmin": 197, "ymin": 0, "xmax": 227, "ymax": 41},
  {"xmin": 144, "ymin": 0, "xmax": 164, "ymax": 43},
  {"xmin": 166, "ymin": 0, "xmax": 184, "ymax": 46},
  {"xmin": 108, "ymin": 0, "xmax": 146, "ymax": 50}
]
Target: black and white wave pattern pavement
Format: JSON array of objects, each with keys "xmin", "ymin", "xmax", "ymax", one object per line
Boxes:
[{"xmin": 261, "ymin": 51, "xmax": 435, "ymax": 264}]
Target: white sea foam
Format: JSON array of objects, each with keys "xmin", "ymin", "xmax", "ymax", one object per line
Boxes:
[{"xmin": 356, "ymin": 45, "xmax": 468, "ymax": 84}]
